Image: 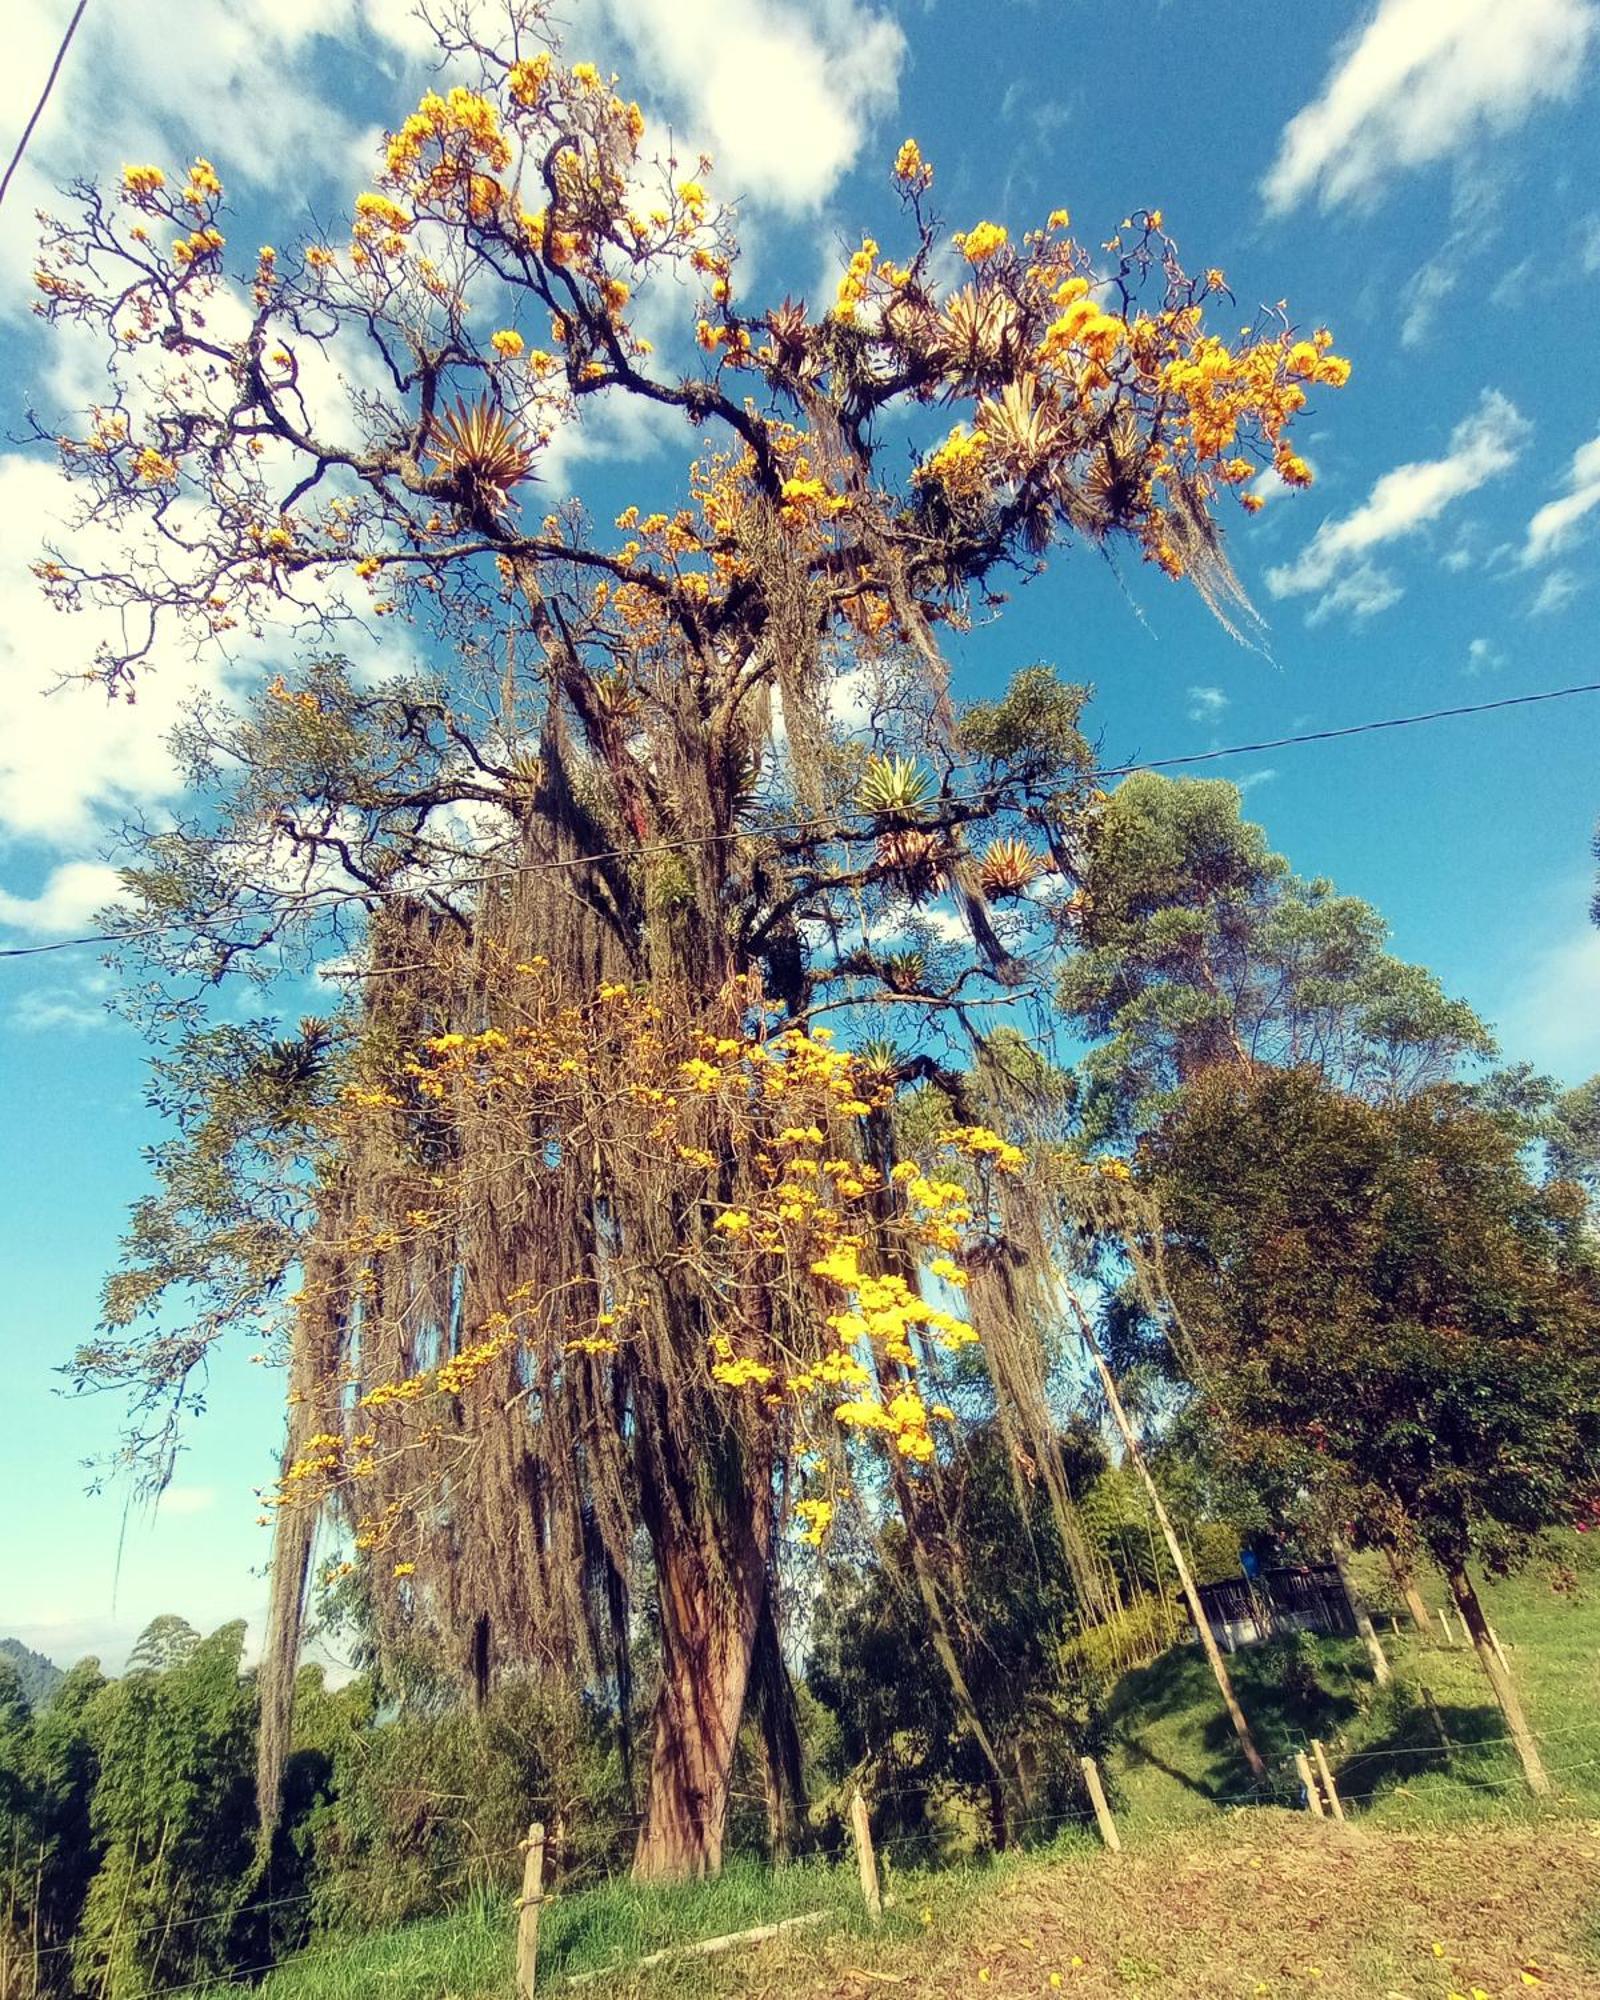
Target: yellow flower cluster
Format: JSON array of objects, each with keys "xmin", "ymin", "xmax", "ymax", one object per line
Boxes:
[
  {"xmin": 491, "ymin": 328, "xmax": 525, "ymax": 358},
  {"xmin": 916, "ymin": 424, "xmax": 989, "ymax": 497},
  {"xmin": 121, "ymin": 164, "xmax": 166, "ymax": 198},
  {"xmin": 508, "ymin": 53, "xmax": 552, "ymax": 106},
  {"xmin": 940, "ymin": 1124, "xmax": 1027, "ymax": 1173},
  {"xmin": 835, "ymin": 236, "xmax": 879, "ymax": 316},
  {"xmin": 794, "ymin": 1496, "xmax": 834, "ymax": 1545},
  {"xmin": 893, "ymin": 138, "xmax": 933, "ymax": 191},
  {"xmin": 954, "ymin": 220, "xmax": 1008, "ymax": 264},
  {"xmin": 132, "ymin": 445, "xmax": 178, "ymax": 485},
  {"xmin": 182, "ymin": 158, "xmax": 223, "ymax": 207},
  {"xmin": 170, "ymin": 226, "xmax": 224, "ymax": 268},
  {"xmin": 384, "ymin": 86, "xmax": 512, "ymax": 187}
]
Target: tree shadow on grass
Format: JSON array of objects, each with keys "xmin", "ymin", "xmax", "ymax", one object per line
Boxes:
[
  {"xmin": 1329, "ymin": 1686, "xmax": 1510, "ymax": 1810},
  {"xmin": 1107, "ymin": 1632, "xmax": 1366, "ymax": 1805}
]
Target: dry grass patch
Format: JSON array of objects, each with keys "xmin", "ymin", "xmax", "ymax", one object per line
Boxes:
[{"xmin": 606, "ymin": 1816, "xmax": 1600, "ymax": 2000}]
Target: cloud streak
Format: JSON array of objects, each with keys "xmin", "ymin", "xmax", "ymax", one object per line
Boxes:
[
  {"xmin": 1523, "ymin": 428, "xmax": 1600, "ymax": 566},
  {"xmin": 592, "ymin": 0, "xmax": 904, "ymax": 213},
  {"xmin": 1263, "ymin": 0, "xmax": 1598, "ymax": 214},
  {"xmin": 1265, "ymin": 390, "xmax": 1529, "ymax": 622}
]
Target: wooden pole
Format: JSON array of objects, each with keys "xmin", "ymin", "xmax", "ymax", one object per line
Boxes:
[
  {"xmin": 515, "ymin": 1820, "xmax": 545, "ymax": 2000},
  {"xmin": 1488, "ymin": 1625, "xmax": 1512, "ymax": 1676},
  {"xmin": 1309, "ymin": 1739, "xmax": 1345, "ymax": 1823},
  {"xmin": 1066, "ymin": 1289, "xmax": 1268, "ymax": 1783},
  {"xmin": 1445, "ymin": 1567, "xmax": 1550, "ymax": 1798},
  {"xmin": 1080, "ymin": 1756, "xmax": 1121, "ymax": 1853},
  {"xmin": 567, "ymin": 1911, "xmax": 829, "ymax": 1985},
  {"xmin": 1330, "ymin": 1540, "xmax": 1391, "ymax": 1686},
  {"xmin": 1294, "ymin": 1749, "xmax": 1326, "ymax": 1816},
  {"xmin": 1437, "ymin": 1608, "xmax": 1457, "ymax": 1648},
  {"xmin": 849, "ymin": 1789, "xmax": 882, "ymax": 1924}
]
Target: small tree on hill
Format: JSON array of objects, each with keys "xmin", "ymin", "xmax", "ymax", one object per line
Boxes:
[{"xmin": 1144, "ymin": 1066, "xmax": 1600, "ymax": 1794}]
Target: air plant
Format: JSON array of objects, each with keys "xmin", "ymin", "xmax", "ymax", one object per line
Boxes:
[
  {"xmin": 979, "ymin": 835, "xmax": 1043, "ymax": 901},
  {"xmin": 875, "ymin": 828, "xmax": 944, "ymax": 904},
  {"xmin": 426, "ymin": 396, "xmax": 536, "ymax": 514},
  {"xmin": 855, "ymin": 753, "xmax": 934, "ymax": 823}
]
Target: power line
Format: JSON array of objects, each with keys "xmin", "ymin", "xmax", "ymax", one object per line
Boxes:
[
  {"xmin": 0, "ymin": 0, "xmax": 89, "ymax": 212},
  {"xmin": 3, "ymin": 675, "xmax": 1597, "ymax": 965}
]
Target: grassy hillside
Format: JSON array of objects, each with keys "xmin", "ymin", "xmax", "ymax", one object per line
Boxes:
[
  {"xmin": 208, "ymin": 1546, "xmax": 1600, "ymax": 1997},
  {"xmin": 1104, "ymin": 1543, "xmax": 1600, "ymax": 1830}
]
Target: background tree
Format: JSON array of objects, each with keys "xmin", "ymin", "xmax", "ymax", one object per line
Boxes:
[{"xmin": 1055, "ymin": 772, "xmax": 1492, "ymax": 1144}]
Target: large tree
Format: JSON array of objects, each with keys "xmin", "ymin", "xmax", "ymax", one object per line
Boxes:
[{"xmin": 37, "ymin": 6, "xmax": 1343, "ymax": 1877}]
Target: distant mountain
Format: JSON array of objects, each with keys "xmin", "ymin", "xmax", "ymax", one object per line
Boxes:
[{"xmin": 1, "ymin": 1637, "xmax": 64, "ymax": 1707}]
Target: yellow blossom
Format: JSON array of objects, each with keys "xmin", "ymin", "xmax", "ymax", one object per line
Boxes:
[{"xmin": 955, "ymin": 219, "xmax": 1007, "ymax": 263}]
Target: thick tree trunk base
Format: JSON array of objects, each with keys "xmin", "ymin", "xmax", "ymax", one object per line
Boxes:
[{"xmin": 632, "ymin": 1510, "xmax": 770, "ymax": 1882}]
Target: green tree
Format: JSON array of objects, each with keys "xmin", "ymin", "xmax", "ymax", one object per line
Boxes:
[
  {"xmin": 1056, "ymin": 772, "xmax": 1492, "ymax": 1142},
  {"xmin": 1144, "ymin": 1065, "xmax": 1600, "ymax": 1793},
  {"xmin": 74, "ymin": 1623, "xmax": 258, "ymax": 2000}
]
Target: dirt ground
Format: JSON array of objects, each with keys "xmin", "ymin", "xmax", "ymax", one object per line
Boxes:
[{"xmin": 615, "ymin": 1814, "xmax": 1600, "ymax": 2000}]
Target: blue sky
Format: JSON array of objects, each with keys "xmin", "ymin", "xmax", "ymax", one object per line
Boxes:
[{"xmin": 2, "ymin": 0, "xmax": 1599, "ymax": 1671}]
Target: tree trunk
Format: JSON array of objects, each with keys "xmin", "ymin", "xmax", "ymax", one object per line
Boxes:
[
  {"xmin": 1330, "ymin": 1539, "xmax": 1390, "ymax": 1686},
  {"xmin": 1067, "ymin": 1291, "xmax": 1268, "ymax": 1785},
  {"xmin": 1385, "ymin": 1548, "xmax": 1433, "ymax": 1634},
  {"xmin": 633, "ymin": 1501, "xmax": 771, "ymax": 1881},
  {"xmin": 749, "ymin": 1581, "xmax": 806, "ymax": 1863},
  {"xmin": 1444, "ymin": 1566, "xmax": 1550, "ymax": 1798}
]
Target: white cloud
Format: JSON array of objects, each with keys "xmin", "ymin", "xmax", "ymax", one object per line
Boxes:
[
  {"xmin": 0, "ymin": 458, "xmax": 244, "ymax": 845},
  {"xmin": 0, "ymin": 0, "xmax": 437, "ymax": 323},
  {"xmin": 1523, "ymin": 428, "xmax": 1600, "ymax": 565},
  {"xmin": 1186, "ymin": 686, "xmax": 1229, "ymax": 723},
  {"xmin": 1531, "ymin": 567, "xmax": 1583, "ymax": 617},
  {"xmin": 1304, "ymin": 563, "xmax": 1405, "ymax": 625},
  {"xmin": 1263, "ymin": 0, "xmax": 1599, "ymax": 214},
  {"xmin": 156, "ymin": 1485, "xmax": 218, "ymax": 1518},
  {"xmin": 0, "ymin": 859, "xmax": 124, "ymax": 934},
  {"xmin": 1499, "ymin": 919, "xmax": 1600, "ymax": 1075},
  {"xmin": 10, "ymin": 985, "xmax": 112, "ymax": 1032},
  {"xmin": 592, "ymin": 0, "xmax": 905, "ymax": 212},
  {"xmin": 1266, "ymin": 390, "xmax": 1529, "ymax": 621},
  {"xmin": 1466, "ymin": 635, "xmax": 1505, "ymax": 674}
]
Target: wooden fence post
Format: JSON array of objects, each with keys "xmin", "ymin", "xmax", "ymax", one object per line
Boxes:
[
  {"xmin": 515, "ymin": 1820, "xmax": 545, "ymax": 2000},
  {"xmin": 1293, "ymin": 1749, "xmax": 1326, "ymax": 1817},
  {"xmin": 1437, "ymin": 1608, "xmax": 1458, "ymax": 1648},
  {"xmin": 1309, "ymin": 1739, "xmax": 1346, "ymax": 1823},
  {"xmin": 1080, "ymin": 1756, "xmax": 1122, "ymax": 1853},
  {"xmin": 849, "ymin": 1789, "xmax": 882, "ymax": 1925},
  {"xmin": 1488, "ymin": 1626, "xmax": 1512, "ymax": 1676}
]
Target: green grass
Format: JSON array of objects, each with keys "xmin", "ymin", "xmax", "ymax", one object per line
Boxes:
[
  {"xmin": 1104, "ymin": 1534, "xmax": 1600, "ymax": 1831},
  {"xmin": 207, "ymin": 1854, "xmax": 870, "ymax": 2000}
]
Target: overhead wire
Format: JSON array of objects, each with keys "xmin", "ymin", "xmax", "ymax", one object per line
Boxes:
[
  {"xmin": 3, "ymin": 676, "xmax": 1597, "ymax": 965},
  {"xmin": 0, "ymin": 0, "xmax": 89, "ymax": 211}
]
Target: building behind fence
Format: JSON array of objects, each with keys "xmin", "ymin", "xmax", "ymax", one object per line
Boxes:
[{"xmin": 1194, "ymin": 1564, "xmax": 1354, "ymax": 1652}]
